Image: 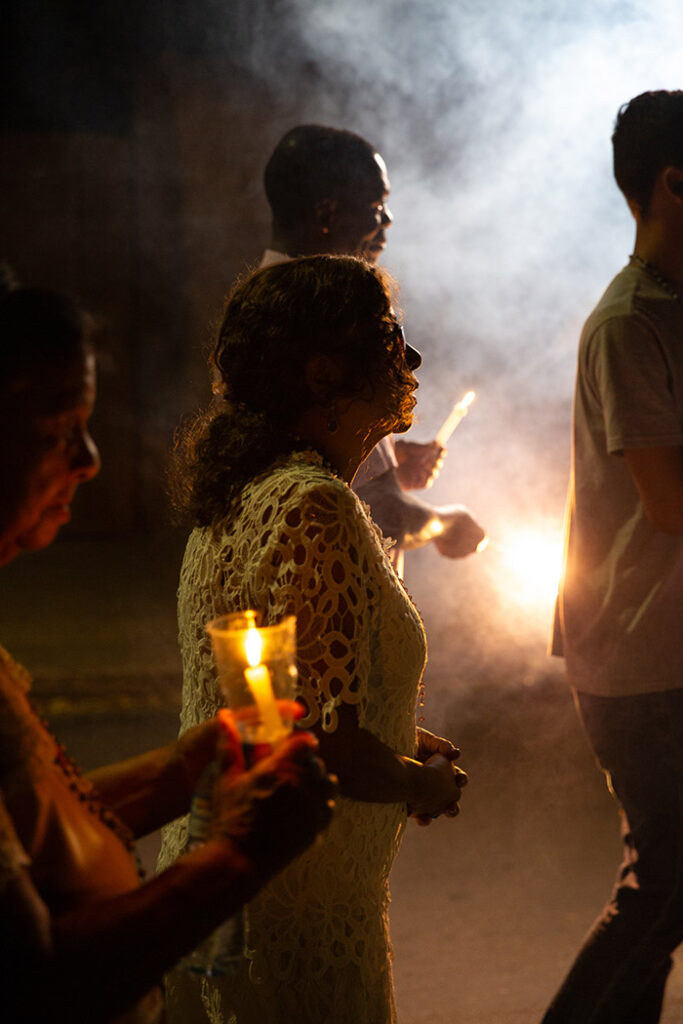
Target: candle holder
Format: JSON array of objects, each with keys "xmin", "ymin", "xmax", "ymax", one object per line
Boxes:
[{"xmin": 206, "ymin": 611, "xmax": 298, "ymax": 746}]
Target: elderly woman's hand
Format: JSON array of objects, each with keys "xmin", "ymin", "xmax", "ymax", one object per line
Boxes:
[{"xmin": 209, "ymin": 731, "xmax": 336, "ymax": 881}]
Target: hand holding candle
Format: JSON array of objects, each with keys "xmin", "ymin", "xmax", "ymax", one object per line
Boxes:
[{"xmin": 434, "ymin": 390, "xmax": 476, "ymax": 447}]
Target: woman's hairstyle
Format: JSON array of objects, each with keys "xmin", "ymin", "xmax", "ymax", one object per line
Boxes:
[
  {"xmin": 0, "ymin": 276, "xmax": 91, "ymax": 401},
  {"xmin": 175, "ymin": 254, "xmax": 412, "ymax": 526}
]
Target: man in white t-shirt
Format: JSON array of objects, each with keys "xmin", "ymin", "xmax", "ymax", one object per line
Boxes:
[
  {"xmin": 261, "ymin": 124, "xmax": 485, "ymax": 576},
  {"xmin": 545, "ymin": 90, "xmax": 683, "ymax": 1024}
]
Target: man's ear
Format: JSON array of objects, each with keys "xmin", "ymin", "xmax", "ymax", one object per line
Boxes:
[
  {"xmin": 313, "ymin": 197, "xmax": 339, "ymax": 236},
  {"xmin": 663, "ymin": 166, "xmax": 683, "ymax": 200},
  {"xmin": 305, "ymin": 354, "xmax": 344, "ymax": 404}
]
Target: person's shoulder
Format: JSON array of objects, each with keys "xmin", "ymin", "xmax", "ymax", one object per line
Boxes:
[
  {"xmin": 240, "ymin": 451, "xmax": 356, "ymax": 522},
  {"xmin": 0, "ymin": 646, "xmax": 31, "ymax": 697},
  {"xmin": 585, "ymin": 264, "xmax": 638, "ymax": 325},
  {"xmin": 581, "ymin": 263, "xmax": 662, "ymax": 355},
  {"xmin": 585, "ymin": 261, "xmax": 677, "ymax": 332},
  {"xmin": 281, "ymin": 452, "xmax": 356, "ymax": 508}
]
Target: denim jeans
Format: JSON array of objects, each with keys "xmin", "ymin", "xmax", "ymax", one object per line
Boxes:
[{"xmin": 542, "ymin": 687, "xmax": 683, "ymax": 1024}]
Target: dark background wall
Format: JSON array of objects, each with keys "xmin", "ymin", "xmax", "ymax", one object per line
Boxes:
[{"xmin": 2, "ymin": 2, "xmax": 275, "ymax": 533}]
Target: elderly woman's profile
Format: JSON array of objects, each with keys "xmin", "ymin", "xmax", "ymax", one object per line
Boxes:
[{"xmin": 0, "ymin": 272, "xmax": 334, "ymax": 1024}]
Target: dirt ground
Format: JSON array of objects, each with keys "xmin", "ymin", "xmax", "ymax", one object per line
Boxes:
[{"xmin": 3, "ymin": 535, "xmax": 682, "ymax": 1024}]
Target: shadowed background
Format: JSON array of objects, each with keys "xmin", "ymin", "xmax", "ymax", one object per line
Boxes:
[{"xmin": 2, "ymin": 1, "xmax": 683, "ymax": 1019}]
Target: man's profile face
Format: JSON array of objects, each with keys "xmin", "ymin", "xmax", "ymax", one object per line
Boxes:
[{"xmin": 328, "ymin": 152, "xmax": 393, "ymax": 263}]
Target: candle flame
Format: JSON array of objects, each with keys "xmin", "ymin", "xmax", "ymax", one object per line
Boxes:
[
  {"xmin": 245, "ymin": 626, "xmax": 263, "ymax": 667},
  {"xmin": 461, "ymin": 390, "xmax": 476, "ymax": 409}
]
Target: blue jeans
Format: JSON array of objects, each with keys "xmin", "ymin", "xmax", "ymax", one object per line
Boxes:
[{"xmin": 542, "ymin": 688, "xmax": 683, "ymax": 1024}]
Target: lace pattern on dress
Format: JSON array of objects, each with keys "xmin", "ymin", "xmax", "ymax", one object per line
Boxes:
[{"xmin": 159, "ymin": 451, "xmax": 426, "ymax": 1023}]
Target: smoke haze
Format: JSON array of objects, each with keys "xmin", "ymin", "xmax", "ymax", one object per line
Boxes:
[
  {"xmin": 3, "ymin": 0, "xmax": 682, "ymax": 712},
  {"xmin": 202, "ymin": 0, "xmax": 682, "ymax": 718}
]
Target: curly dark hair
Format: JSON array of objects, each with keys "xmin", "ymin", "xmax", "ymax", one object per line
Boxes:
[
  {"xmin": 613, "ymin": 90, "xmax": 683, "ymax": 214},
  {"xmin": 175, "ymin": 255, "xmax": 415, "ymax": 526}
]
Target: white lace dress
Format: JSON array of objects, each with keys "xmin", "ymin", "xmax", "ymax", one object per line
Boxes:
[{"xmin": 158, "ymin": 451, "xmax": 427, "ymax": 1024}]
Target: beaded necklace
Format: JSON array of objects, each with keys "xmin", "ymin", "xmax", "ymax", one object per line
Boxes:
[{"xmin": 630, "ymin": 253, "xmax": 683, "ymax": 303}]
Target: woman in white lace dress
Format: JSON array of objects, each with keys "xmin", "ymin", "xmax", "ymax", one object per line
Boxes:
[{"xmin": 159, "ymin": 255, "xmax": 466, "ymax": 1024}]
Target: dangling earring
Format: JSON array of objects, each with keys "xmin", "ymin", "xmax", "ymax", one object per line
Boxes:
[{"xmin": 327, "ymin": 413, "xmax": 338, "ymax": 433}]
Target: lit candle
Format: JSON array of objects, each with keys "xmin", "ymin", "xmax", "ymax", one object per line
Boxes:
[
  {"xmin": 244, "ymin": 627, "xmax": 284, "ymax": 742},
  {"xmin": 434, "ymin": 390, "xmax": 476, "ymax": 447}
]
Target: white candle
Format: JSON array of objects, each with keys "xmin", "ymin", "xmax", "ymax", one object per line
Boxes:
[
  {"xmin": 243, "ymin": 626, "xmax": 284, "ymax": 741},
  {"xmin": 435, "ymin": 390, "xmax": 476, "ymax": 447},
  {"xmin": 244, "ymin": 663, "xmax": 284, "ymax": 741}
]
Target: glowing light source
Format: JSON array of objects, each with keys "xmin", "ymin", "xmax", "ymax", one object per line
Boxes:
[
  {"xmin": 243, "ymin": 627, "xmax": 284, "ymax": 740},
  {"xmin": 435, "ymin": 390, "xmax": 476, "ymax": 447},
  {"xmin": 482, "ymin": 528, "xmax": 564, "ymax": 609},
  {"xmin": 245, "ymin": 626, "xmax": 263, "ymax": 667}
]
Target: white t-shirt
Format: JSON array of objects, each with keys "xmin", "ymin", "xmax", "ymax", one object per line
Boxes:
[{"xmin": 555, "ymin": 259, "xmax": 683, "ymax": 696}]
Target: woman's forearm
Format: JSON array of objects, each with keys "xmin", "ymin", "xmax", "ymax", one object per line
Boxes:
[
  {"xmin": 87, "ymin": 720, "xmax": 221, "ymax": 837},
  {"xmin": 315, "ymin": 720, "xmax": 420, "ymax": 803},
  {"xmin": 52, "ymin": 841, "xmax": 259, "ymax": 1019},
  {"xmin": 311, "ymin": 706, "xmax": 458, "ymax": 814},
  {"xmin": 86, "ymin": 747, "xmax": 186, "ymax": 837},
  {"xmin": 3, "ymin": 841, "xmax": 260, "ymax": 1024}
]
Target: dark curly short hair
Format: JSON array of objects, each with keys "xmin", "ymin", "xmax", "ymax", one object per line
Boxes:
[
  {"xmin": 613, "ymin": 90, "xmax": 683, "ymax": 214},
  {"xmin": 175, "ymin": 255, "xmax": 414, "ymax": 526}
]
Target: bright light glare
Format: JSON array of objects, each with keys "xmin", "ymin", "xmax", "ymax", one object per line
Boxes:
[
  {"xmin": 245, "ymin": 627, "xmax": 263, "ymax": 667},
  {"xmin": 497, "ymin": 529, "xmax": 564, "ymax": 608}
]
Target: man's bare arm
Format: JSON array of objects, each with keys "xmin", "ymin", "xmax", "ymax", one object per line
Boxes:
[{"xmin": 623, "ymin": 445, "xmax": 683, "ymax": 533}]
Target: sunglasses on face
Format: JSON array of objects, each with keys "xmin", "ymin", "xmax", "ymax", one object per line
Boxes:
[{"xmin": 385, "ymin": 322, "xmax": 421, "ymax": 371}]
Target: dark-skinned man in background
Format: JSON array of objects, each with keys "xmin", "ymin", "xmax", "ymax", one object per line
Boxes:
[{"xmin": 260, "ymin": 124, "xmax": 486, "ymax": 578}]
